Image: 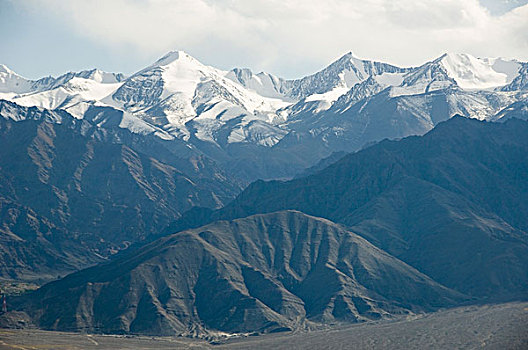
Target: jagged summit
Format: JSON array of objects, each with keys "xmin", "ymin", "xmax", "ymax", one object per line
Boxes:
[
  {"xmin": 337, "ymin": 51, "xmax": 361, "ymax": 61},
  {"xmin": 284, "ymin": 50, "xmax": 409, "ymax": 102}
]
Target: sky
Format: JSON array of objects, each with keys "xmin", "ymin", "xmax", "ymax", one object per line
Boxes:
[{"xmin": 1, "ymin": 0, "xmax": 527, "ymax": 80}]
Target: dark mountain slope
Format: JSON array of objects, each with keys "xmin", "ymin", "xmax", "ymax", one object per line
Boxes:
[
  {"xmin": 294, "ymin": 151, "xmax": 348, "ymax": 178},
  {"xmin": 0, "ymin": 197, "xmax": 100, "ymax": 282},
  {"xmin": 342, "ymin": 176, "xmax": 528, "ymax": 298},
  {"xmin": 0, "ymin": 101, "xmax": 241, "ymax": 281},
  {"xmin": 175, "ymin": 117, "xmax": 528, "ymax": 299},
  {"xmin": 17, "ymin": 211, "xmax": 464, "ymax": 336}
]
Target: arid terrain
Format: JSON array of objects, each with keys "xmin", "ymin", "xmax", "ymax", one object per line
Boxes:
[{"xmin": 1, "ymin": 302, "xmax": 527, "ymax": 350}]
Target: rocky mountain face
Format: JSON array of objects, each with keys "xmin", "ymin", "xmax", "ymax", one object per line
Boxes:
[
  {"xmin": 495, "ymin": 99, "xmax": 528, "ymax": 121},
  {"xmin": 18, "ymin": 210, "xmax": 465, "ymax": 336},
  {"xmin": 0, "ymin": 100, "xmax": 241, "ymax": 281},
  {"xmin": 176, "ymin": 117, "xmax": 528, "ymax": 300}
]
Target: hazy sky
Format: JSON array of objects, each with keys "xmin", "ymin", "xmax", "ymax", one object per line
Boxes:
[{"xmin": 1, "ymin": 0, "xmax": 527, "ymax": 80}]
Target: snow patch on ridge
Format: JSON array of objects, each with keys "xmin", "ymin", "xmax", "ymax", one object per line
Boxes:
[
  {"xmin": 305, "ymin": 86, "xmax": 349, "ymax": 103},
  {"xmin": 375, "ymin": 72, "xmax": 405, "ymax": 87},
  {"xmin": 440, "ymin": 53, "xmax": 520, "ymax": 90}
]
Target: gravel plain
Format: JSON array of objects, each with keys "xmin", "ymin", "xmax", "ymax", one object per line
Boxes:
[{"xmin": 1, "ymin": 302, "xmax": 527, "ymax": 350}]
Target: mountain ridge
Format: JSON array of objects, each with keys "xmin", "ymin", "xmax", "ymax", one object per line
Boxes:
[{"xmin": 16, "ymin": 210, "xmax": 466, "ymax": 336}]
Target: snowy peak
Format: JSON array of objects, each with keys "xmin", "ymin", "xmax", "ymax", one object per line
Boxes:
[
  {"xmin": 0, "ymin": 64, "xmax": 125, "ymax": 97},
  {"xmin": 329, "ymin": 52, "xmax": 407, "ymax": 84},
  {"xmin": 109, "ymin": 51, "xmax": 292, "ymax": 145},
  {"xmin": 35, "ymin": 69, "xmax": 126, "ymax": 90},
  {"xmin": 153, "ymin": 50, "xmax": 201, "ymax": 68},
  {"xmin": 110, "ymin": 51, "xmax": 209, "ymax": 111},
  {"xmin": 111, "ymin": 51, "xmax": 199, "ymax": 110},
  {"xmin": 0, "ymin": 66, "xmax": 126, "ymax": 111},
  {"xmin": 111, "ymin": 50, "xmax": 223, "ymax": 113},
  {"xmin": 284, "ymin": 52, "xmax": 408, "ymax": 107},
  {"xmin": 0, "ymin": 64, "xmax": 34, "ymax": 94},
  {"xmin": 0, "ymin": 64, "xmax": 16, "ymax": 75},
  {"xmin": 438, "ymin": 53, "xmax": 521, "ymax": 89},
  {"xmin": 394, "ymin": 53, "xmax": 524, "ymax": 96}
]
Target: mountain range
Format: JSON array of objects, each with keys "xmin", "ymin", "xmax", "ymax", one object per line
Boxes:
[
  {"xmin": 1, "ymin": 51, "xmax": 528, "ymax": 337},
  {"xmin": 2, "ymin": 51, "xmax": 527, "ymax": 280},
  {"xmin": 0, "ymin": 100, "xmax": 241, "ymax": 281}
]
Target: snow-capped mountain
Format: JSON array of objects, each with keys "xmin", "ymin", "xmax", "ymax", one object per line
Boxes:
[
  {"xmin": 392, "ymin": 53, "xmax": 523, "ymax": 96},
  {"xmin": 0, "ymin": 64, "xmax": 34, "ymax": 94},
  {"xmin": 0, "ymin": 66, "xmax": 126, "ymax": 111},
  {"xmin": 286, "ymin": 51, "xmax": 409, "ymax": 99},
  {"xmin": 105, "ymin": 50, "xmax": 291, "ymax": 146},
  {"xmin": 1, "ymin": 51, "xmax": 527, "ymax": 180},
  {"xmin": 284, "ymin": 53, "xmax": 527, "ymax": 154},
  {"xmin": 231, "ymin": 52, "xmax": 411, "ymax": 114}
]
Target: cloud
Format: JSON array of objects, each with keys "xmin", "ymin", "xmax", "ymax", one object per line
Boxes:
[{"xmin": 15, "ymin": 0, "xmax": 528, "ymax": 78}]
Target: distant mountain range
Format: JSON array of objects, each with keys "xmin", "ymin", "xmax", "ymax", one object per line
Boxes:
[{"xmin": 1, "ymin": 52, "xmax": 527, "ymax": 182}]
